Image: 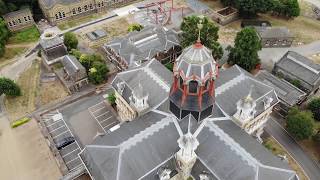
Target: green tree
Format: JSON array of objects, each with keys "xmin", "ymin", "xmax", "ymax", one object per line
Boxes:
[
  {"xmin": 228, "ymin": 27, "xmax": 261, "ymax": 71},
  {"xmin": 180, "ymin": 15, "xmax": 223, "ymax": 59},
  {"xmin": 63, "ymin": 32, "xmax": 78, "ymax": 51},
  {"xmin": 127, "ymin": 23, "xmax": 143, "ymax": 32},
  {"xmin": 70, "ymin": 49, "xmax": 82, "ymax": 59},
  {"xmin": 0, "ymin": 77, "xmax": 21, "ymax": 96},
  {"xmin": 221, "ymin": 0, "xmax": 273, "ymax": 17},
  {"xmin": 7, "ymin": 3, "xmax": 17, "ymax": 12},
  {"xmin": 286, "ymin": 107, "xmax": 314, "ymax": 140},
  {"xmin": 0, "ymin": 17, "xmax": 9, "ymax": 57},
  {"xmin": 88, "ymin": 62, "xmax": 109, "ymax": 84},
  {"xmin": 0, "ymin": 0, "xmax": 8, "ymax": 15},
  {"xmin": 307, "ymin": 98, "xmax": 320, "ymax": 121},
  {"xmin": 271, "ymin": 0, "xmax": 300, "ymax": 18}
]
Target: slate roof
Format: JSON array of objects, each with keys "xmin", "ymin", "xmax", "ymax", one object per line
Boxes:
[
  {"xmin": 61, "ymin": 55, "xmax": 87, "ymax": 81},
  {"xmin": 103, "ymin": 26, "xmax": 179, "ymax": 68},
  {"xmin": 40, "ymin": 0, "xmax": 80, "ymax": 9},
  {"xmin": 256, "ymin": 70, "xmax": 306, "ymax": 107},
  {"xmin": 255, "ymin": 26, "xmax": 293, "ymax": 39},
  {"xmin": 275, "ymin": 51, "xmax": 320, "ymax": 86},
  {"xmin": 111, "ymin": 59, "xmax": 172, "ymax": 110},
  {"xmin": 80, "ymin": 48, "xmax": 296, "ymax": 180},
  {"xmin": 215, "ymin": 66, "xmax": 279, "ymax": 118},
  {"xmin": 3, "ymin": 8, "xmax": 32, "ymax": 18},
  {"xmin": 40, "ymin": 36, "xmax": 64, "ymax": 50}
]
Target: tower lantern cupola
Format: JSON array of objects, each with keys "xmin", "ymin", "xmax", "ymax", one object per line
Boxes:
[{"xmin": 169, "ymin": 18, "xmax": 218, "ymax": 121}]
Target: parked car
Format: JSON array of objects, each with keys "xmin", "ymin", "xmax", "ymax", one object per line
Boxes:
[{"xmin": 56, "ymin": 136, "xmax": 75, "ymax": 150}]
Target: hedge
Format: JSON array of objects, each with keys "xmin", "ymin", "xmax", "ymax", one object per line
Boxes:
[{"xmin": 11, "ymin": 117, "xmax": 31, "ymax": 128}]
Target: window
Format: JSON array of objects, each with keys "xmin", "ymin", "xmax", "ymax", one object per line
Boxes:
[
  {"xmin": 18, "ymin": 18, "xmax": 21, "ymax": 23},
  {"xmin": 55, "ymin": 14, "xmax": 59, "ymax": 19},
  {"xmin": 13, "ymin": 21, "xmax": 16, "ymax": 25},
  {"xmin": 62, "ymin": 12, "xmax": 66, "ymax": 18},
  {"xmin": 24, "ymin": 17, "xmax": 27, "ymax": 21},
  {"xmin": 78, "ymin": 7, "xmax": 82, "ymax": 13},
  {"xmin": 90, "ymin": 4, "xmax": 93, "ymax": 9},
  {"xmin": 189, "ymin": 81, "xmax": 198, "ymax": 93},
  {"xmin": 84, "ymin": 5, "xmax": 88, "ymax": 11},
  {"xmin": 59, "ymin": 12, "xmax": 62, "ymax": 19},
  {"xmin": 101, "ymin": 1, "xmax": 104, "ymax": 6},
  {"xmin": 28, "ymin": 16, "xmax": 31, "ymax": 20},
  {"xmin": 97, "ymin": 2, "xmax": 101, "ymax": 7},
  {"xmin": 72, "ymin": 8, "xmax": 76, "ymax": 14},
  {"xmin": 8, "ymin": 22, "xmax": 12, "ymax": 26}
]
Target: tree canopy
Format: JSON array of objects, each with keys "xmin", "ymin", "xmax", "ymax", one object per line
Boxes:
[
  {"xmin": 227, "ymin": 27, "xmax": 261, "ymax": 71},
  {"xmin": 88, "ymin": 61, "xmax": 109, "ymax": 84},
  {"xmin": 180, "ymin": 15, "xmax": 223, "ymax": 59},
  {"xmin": 221, "ymin": 0, "xmax": 300, "ymax": 18},
  {"xmin": 0, "ymin": 17, "xmax": 9, "ymax": 57},
  {"xmin": 286, "ymin": 107, "xmax": 314, "ymax": 140},
  {"xmin": 64, "ymin": 32, "xmax": 78, "ymax": 51},
  {"xmin": 308, "ymin": 98, "xmax": 320, "ymax": 121},
  {"xmin": 0, "ymin": 77, "xmax": 21, "ymax": 96}
]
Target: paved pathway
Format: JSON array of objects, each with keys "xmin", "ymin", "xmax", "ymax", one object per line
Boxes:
[{"xmin": 265, "ymin": 117, "xmax": 320, "ymax": 180}]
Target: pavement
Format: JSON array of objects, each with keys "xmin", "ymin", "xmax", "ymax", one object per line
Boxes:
[{"xmin": 265, "ymin": 116, "xmax": 320, "ymax": 180}]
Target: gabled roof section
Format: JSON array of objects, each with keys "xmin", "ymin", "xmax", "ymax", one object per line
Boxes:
[
  {"xmin": 112, "ymin": 59, "xmax": 172, "ymax": 110},
  {"xmin": 275, "ymin": 51, "xmax": 320, "ymax": 86},
  {"xmin": 80, "ymin": 112, "xmax": 180, "ymax": 180},
  {"xmin": 40, "ymin": 0, "xmax": 80, "ymax": 9},
  {"xmin": 178, "ymin": 114, "xmax": 199, "ymax": 135},
  {"xmin": 256, "ymin": 70, "xmax": 306, "ymax": 106},
  {"xmin": 215, "ymin": 65, "xmax": 279, "ymax": 118},
  {"xmin": 104, "ymin": 25, "xmax": 179, "ymax": 68}
]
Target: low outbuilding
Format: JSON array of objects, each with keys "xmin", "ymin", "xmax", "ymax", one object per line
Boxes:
[
  {"xmin": 273, "ymin": 51, "xmax": 320, "ymax": 95},
  {"xmin": 255, "ymin": 26, "xmax": 294, "ymax": 48},
  {"xmin": 56, "ymin": 55, "xmax": 88, "ymax": 93}
]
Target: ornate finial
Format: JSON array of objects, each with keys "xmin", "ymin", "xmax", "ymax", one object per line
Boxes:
[
  {"xmin": 245, "ymin": 85, "xmax": 254, "ymax": 103},
  {"xmin": 197, "ymin": 15, "xmax": 204, "ymax": 43},
  {"xmin": 195, "ymin": 15, "xmax": 204, "ymax": 48}
]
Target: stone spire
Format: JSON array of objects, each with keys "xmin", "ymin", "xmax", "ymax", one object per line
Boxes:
[
  {"xmin": 129, "ymin": 83, "xmax": 149, "ymax": 112},
  {"xmin": 233, "ymin": 86, "xmax": 257, "ymax": 124}
]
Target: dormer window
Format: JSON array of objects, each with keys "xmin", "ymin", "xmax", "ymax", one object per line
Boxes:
[{"xmin": 189, "ymin": 80, "xmax": 198, "ymax": 93}]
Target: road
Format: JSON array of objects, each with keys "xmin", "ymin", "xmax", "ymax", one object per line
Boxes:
[{"xmin": 265, "ymin": 117, "xmax": 320, "ymax": 180}]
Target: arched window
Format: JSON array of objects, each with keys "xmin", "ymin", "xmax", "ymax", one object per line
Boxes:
[
  {"xmin": 62, "ymin": 12, "xmax": 66, "ymax": 18},
  {"xmin": 58, "ymin": 12, "xmax": 62, "ymax": 18},
  {"xmin": 55, "ymin": 14, "xmax": 59, "ymax": 19},
  {"xmin": 78, "ymin": 7, "xmax": 82, "ymax": 13},
  {"xmin": 189, "ymin": 81, "xmax": 198, "ymax": 93}
]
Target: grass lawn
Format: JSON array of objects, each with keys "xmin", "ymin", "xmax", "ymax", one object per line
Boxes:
[
  {"xmin": 4, "ymin": 59, "xmax": 40, "ymax": 121},
  {"xmin": 58, "ymin": 13, "xmax": 103, "ymax": 30},
  {"xmin": 7, "ymin": 26, "xmax": 40, "ymax": 44},
  {"xmin": 298, "ymin": 121, "xmax": 320, "ymax": 163},
  {"xmin": 263, "ymin": 137, "xmax": 308, "ymax": 180},
  {"xmin": 259, "ymin": 14, "xmax": 320, "ymax": 45},
  {"xmin": 103, "ymin": 18, "xmax": 129, "ymax": 41},
  {"xmin": 0, "ymin": 47, "xmax": 27, "ymax": 68},
  {"xmin": 40, "ymin": 80, "xmax": 69, "ymax": 106}
]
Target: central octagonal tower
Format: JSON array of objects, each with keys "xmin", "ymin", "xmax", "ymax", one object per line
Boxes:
[{"xmin": 169, "ymin": 40, "xmax": 218, "ymax": 121}]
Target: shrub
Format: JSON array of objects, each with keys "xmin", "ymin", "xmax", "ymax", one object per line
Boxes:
[
  {"xmin": 107, "ymin": 92, "xmax": 116, "ymax": 105},
  {"xmin": 165, "ymin": 62, "xmax": 174, "ymax": 72},
  {"xmin": 11, "ymin": 117, "xmax": 31, "ymax": 128}
]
